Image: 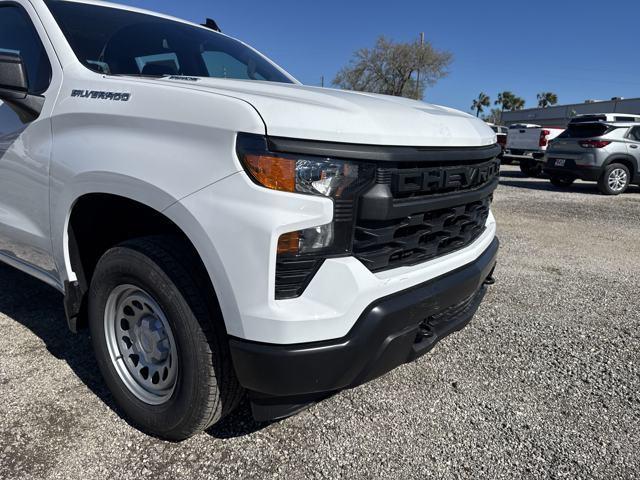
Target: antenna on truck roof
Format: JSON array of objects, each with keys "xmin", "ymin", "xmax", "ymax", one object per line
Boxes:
[{"xmin": 202, "ymin": 18, "xmax": 222, "ymax": 32}]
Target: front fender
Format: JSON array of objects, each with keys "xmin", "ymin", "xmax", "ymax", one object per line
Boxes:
[{"xmin": 51, "ymin": 172, "xmax": 183, "ymax": 283}]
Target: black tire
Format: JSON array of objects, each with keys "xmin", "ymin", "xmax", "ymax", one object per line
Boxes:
[
  {"xmin": 598, "ymin": 163, "xmax": 630, "ymax": 195},
  {"xmin": 500, "ymin": 156, "xmax": 513, "ymax": 165},
  {"xmin": 88, "ymin": 235, "xmax": 243, "ymax": 440},
  {"xmin": 519, "ymin": 159, "xmax": 543, "ymax": 178},
  {"xmin": 550, "ymin": 176, "xmax": 575, "ymax": 188}
]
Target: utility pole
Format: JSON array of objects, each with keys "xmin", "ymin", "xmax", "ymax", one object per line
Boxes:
[
  {"xmin": 416, "ymin": 32, "xmax": 424, "ymax": 99},
  {"xmin": 321, "ymin": 75, "xmax": 324, "ymax": 87}
]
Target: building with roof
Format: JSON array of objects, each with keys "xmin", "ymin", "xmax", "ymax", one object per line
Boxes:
[{"xmin": 501, "ymin": 97, "xmax": 640, "ymax": 128}]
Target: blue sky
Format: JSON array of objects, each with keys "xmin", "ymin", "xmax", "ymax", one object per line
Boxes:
[{"xmin": 115, "ymin": 0, "xmax": 638, "ymax": 113}]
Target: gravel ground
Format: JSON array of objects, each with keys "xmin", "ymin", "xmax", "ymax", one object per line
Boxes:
[{"xmin": 1, "ymin": 164, "xmax": 639, "ymax": 480}]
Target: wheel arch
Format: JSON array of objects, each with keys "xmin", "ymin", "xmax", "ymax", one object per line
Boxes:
[
  {"xmin": 602, "ymin": 154, "xmax": 637, "ymax": 179},
  {"xmin": 61, "ymin": 187, "xmax": 231, "ymax": 336}
]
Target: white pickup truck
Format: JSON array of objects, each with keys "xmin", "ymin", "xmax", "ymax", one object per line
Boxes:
[
  {"xmin": 0, "ymin": 0, "xmax": 500, "ymax": 440},
  {"xmin": 506, "ymin": 124, "xmax": 565, "ymax": 176}
]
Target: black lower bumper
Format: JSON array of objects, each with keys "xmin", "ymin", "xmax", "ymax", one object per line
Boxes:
[
  {"xmin": 230, "ymin": 238, "xmax": 499, "ymax": 421},
  {"xmin": 543, "ymin": 159, "xmax": 601, "ymax": 181}
]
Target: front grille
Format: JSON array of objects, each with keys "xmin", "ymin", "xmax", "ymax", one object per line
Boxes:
[
  {"xmin": 353, "ymin": 157, "xmax": 498, "ymax": 272},
  {"xmin": 353, "ymin": 197, "xmax": 491, "ymax": 271}
]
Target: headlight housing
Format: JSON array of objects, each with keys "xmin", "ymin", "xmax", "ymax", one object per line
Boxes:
[{"xmin": 237, "ymin": 133, "xmax": 376, "ymax": 298}]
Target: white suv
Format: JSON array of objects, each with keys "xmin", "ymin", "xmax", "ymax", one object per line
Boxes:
[{"xmin": 0, "ymin": 0, "xmax": 499, "ymax": 439}]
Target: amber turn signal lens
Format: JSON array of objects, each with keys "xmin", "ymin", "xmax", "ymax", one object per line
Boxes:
[
  {"xmin": 277, "ymin": 231, "xmax": 300, "ymax": 255},
  {"xmin": 243, "ymin": 154, "xmax": 296, "ymax": 192}
]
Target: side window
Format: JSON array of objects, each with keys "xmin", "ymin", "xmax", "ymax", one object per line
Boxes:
[
  {"xmin": 202, "ymin": 51, "xmax": 267, "ymax": 81},
  {"xmin": 629, "ymin": 127, "xmax": 640, "ymax": 142},
  {"xmin": 0, "ymin": 5, "xmax": 52, "ymax": 94}
]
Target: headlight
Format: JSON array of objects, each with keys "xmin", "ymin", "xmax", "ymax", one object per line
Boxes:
[
  {"xmin": 240, "ymin": 149, "xmax": 371, "ymax": 199},
  {"xmin": 237, "ymin": 133, "xmax": 376, "ymax": 298}
]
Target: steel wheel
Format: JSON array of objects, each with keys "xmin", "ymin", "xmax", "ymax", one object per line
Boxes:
[
  {"xmin": 104, "ymin": 284, "xmax": 178, "ymax": 405},
  {"xmin": 608, "ymin": 168, "xmax": 628, "ymax": 193}
]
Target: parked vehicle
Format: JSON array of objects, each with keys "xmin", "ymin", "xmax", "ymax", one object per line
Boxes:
[
  {"xmin": 544, "ymin": 119, "xmax": 640, "ymax": 195},
  {"xmin": 488, "ymin": 123, "xmax": 509, "ymax": 162},
  {"xmin": 0, "ymin": 0, "xmax": 499, "ymax": 440},
  {"xmin": 506, "ymin": 124, "xmax": 564, "ymax": 176}
]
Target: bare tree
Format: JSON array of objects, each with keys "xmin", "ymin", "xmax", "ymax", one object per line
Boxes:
[
  {"xmin": 333, "ymin": 36, "xmax": 452, "ymax": 100},
  {"xmin": 482, "ymin": 108, "xmax": 503, "ymax": 125}
]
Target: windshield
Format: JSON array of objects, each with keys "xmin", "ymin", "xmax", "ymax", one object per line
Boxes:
[{"xmin": 45, "ymin": 1, "xmax": 294, "ymax": 83}]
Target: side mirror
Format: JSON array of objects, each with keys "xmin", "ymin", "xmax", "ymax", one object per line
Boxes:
[
  {"xmin": 0, "ymin": 52, "xmax": 29, "ymax": 100},
  {"xmin": 0, "ymin": 52, "xmax": 44, "ymax": 122}
]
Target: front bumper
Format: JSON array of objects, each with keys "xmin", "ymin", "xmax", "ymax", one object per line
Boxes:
[{"xmin": 230, "ymin": 237, "xmax": 499, "ymax": 421}]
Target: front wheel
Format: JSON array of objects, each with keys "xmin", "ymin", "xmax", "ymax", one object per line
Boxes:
[
  {"xmin": 598, "ymin": 163, "xmax": 630, "ymax": 195},
  {"xmin": 88, "ymin": 236, "xmax": 242, "ymax": 440},
  {"xmin": 519, "ymin": 159, "xmax": 543, "ymax": 178}
]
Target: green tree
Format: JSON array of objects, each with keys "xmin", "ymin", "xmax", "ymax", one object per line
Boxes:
[
  {"xmin": 537, "ymin": 92, "xmax": 558, "ymax": 108},
  {"xmin": 495, "ymin": 91, "xmax": 526, "ymax": 113},
  {"xmin": 471, "ymin": 92, "xmax": 491, "ymax": 117},
  {"xmin": 512, "ymin": 96, "xmax": 526, "ymax": 110},
  {"xmin": 333, "ymin": 36, "xmax": 453, "ymax": 100}
]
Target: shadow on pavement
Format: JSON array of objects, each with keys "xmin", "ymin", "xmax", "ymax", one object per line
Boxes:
[
  {"xmin": 0, "ymin": 262, "xmax": 267, "ymax": 440},
  {"xmin": 498, "ymin": 169, "xmax": 529, "ymax": 179},
  {"xmin": 499, "ymin": 178, "xmax": 600, "ymax": 195},
  {"xmin": 501, "ymin": 177, "xmax": 640, "ymax": 196},
  {"xmin": 0, "ymin": 263, "xmax": 114, "ymax": 403},
  {"xmin": 206, "ymin": 398, "xmax": 270, "ymax": 439}
]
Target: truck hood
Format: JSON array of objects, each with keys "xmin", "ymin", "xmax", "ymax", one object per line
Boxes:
[{"xmin": 153, "ymin": 77, "xmax": 496, "ymax": 147}]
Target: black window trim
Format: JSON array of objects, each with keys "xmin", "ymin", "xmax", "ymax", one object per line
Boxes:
[{"xmin": 0, "ymin": 1, "xmax": 53, "ymax": 95}]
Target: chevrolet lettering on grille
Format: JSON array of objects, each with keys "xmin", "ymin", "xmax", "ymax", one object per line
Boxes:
[{"xmin": 392, "ymin": 159, "xmax": 499, "ymax": 195}]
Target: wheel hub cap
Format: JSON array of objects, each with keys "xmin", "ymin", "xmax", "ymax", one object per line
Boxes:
[
  {"xmin": 608, "ymin": 168, "xmax": 628, "ymax": 192},
  {"xmin": 104, "ymin": 285, "xmax": 178, "ymax": 405}
]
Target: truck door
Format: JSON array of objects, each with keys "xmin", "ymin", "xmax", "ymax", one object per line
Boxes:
[{"xmin": 0, "ymin": 2, "xmax": 58, "ymax": 278}]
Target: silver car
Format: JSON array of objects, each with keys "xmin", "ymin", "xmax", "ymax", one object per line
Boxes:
[{"xmin": 544, "ymin": 120, "xmax": 640, "ymax": 195}]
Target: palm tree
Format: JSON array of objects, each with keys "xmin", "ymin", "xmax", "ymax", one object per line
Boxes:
[
  {"xmin": 512, "ymin": 95, "xmax": 526, "ymax": 110},
  {"xmin": 537, "ymin": 92, "xmax": 558, "ymax": 108},
  {"xmin": 495, "ymin": 91, "xmax": 515, "ymax": 114},
  {"xmin": 495, "ymin": 91, "xmax": 526, "ymax": 112},
  {"xmin": 471, "ymin": 92, "xmax": 491, "ymax": 117}
]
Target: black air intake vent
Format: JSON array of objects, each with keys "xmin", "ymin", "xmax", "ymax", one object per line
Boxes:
[{"xmin": 275, "ymin": 258, "xmax": 324, "ymax": 299}]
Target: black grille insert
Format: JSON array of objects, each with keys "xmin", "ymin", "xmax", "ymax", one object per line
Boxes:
[
  {"xmin": 353, "ymin": 197, "xmax": 491, "ymax": 271},
  {"xmin": 353, "ymin": 153, "xmax": 499, "ymax": 273}
]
